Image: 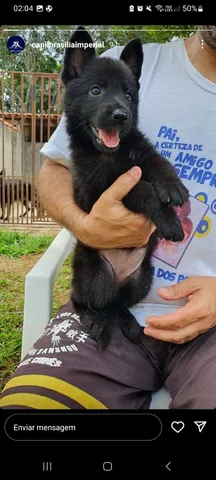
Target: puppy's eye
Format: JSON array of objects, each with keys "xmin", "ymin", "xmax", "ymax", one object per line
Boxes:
[
  {"xmin": 90, "ymin": 85, "xmax": 101, "ymax": 95},
  {"xmin": 125, "ymin": 90, "xmax": 131, "ymax": 101}
]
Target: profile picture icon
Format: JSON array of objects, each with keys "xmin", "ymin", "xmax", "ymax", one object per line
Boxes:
[{"xmin": 7, "ymin": 35, "xmax": 25, "ymax": 53}]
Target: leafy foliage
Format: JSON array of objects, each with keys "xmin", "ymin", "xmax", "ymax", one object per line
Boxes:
[{"xmin": 0, "ymin": 25, "xmax": 197, "ymax": 113}]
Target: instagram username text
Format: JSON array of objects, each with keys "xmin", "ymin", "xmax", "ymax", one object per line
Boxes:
[{"xmin": 31, "ymin": 41, "xmax": 106, "ymax": 51}]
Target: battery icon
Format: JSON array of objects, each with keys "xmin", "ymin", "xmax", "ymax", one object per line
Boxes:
[{"xmin": 198, "ymin": 5, "xmax": 203, "ymax": 12}]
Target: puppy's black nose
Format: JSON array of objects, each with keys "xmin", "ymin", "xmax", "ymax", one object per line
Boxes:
[{"xmin": 112, "ymin": 109, "xmax": 128, "ymax": 123}]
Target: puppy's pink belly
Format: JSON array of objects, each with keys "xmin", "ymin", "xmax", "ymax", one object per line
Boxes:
[{"xmin": 100, "ymin": 247, "xmax": 147, "ymax": 283}]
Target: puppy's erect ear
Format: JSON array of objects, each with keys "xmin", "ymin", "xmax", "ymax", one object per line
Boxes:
[
  {"xmin": 120, "ymin": 38, "xmax": 143, "ymax": 81},
  {"xmin": 61, "ymin": 26, "xmax": 96, "ymax": 85}
]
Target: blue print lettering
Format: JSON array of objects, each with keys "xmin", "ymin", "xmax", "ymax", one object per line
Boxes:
[
  {"xmin": 150, "ymin": 124, "xmax": 215, "ymax": 293},
  {"xmin": 156, "ymin": 125, "xmax": 216, "ymax": 188},
  {"xmin": 174, "ymin": 153, "xmax": 216, "ymax": 187},
  {"xmin": 151, "ymin": 266, "xmax": 188, "ymax": 283}
]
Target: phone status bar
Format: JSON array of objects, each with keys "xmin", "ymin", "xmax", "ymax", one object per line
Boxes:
[
  {"xmin": 128, "ymin": 5, "xmax": 204, "ymax": 13},
  {"xmin": 1, "ymin": 3, "xmax": 211, "ymax": 24}
]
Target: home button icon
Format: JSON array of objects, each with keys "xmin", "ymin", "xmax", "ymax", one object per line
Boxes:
[{"xmin": 103, "ymin": 461, "xmax": 113, "ymax": 472}]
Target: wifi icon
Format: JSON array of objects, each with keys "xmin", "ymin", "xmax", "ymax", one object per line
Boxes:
[{"xmin": 155, "ymin": 5, "xmax": 164, "ymax": 11}]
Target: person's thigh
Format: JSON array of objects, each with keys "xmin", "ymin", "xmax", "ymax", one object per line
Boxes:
[
  {"xmin": 0, "ymin": 301, "xmax": 163, "ymax": 410},
  {"xmin": 164, "ymin": 326, "xmax": 216, "ymax": 409}
]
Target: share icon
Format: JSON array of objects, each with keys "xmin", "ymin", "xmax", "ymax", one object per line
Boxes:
[{"xmin": 194, "ymin": 421, "xmax": 207, "ymax": 433}]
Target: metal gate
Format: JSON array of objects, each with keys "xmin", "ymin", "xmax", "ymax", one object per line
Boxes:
[{"xmin": 0, "ymin": 70, "xmax": 62, "ymax": 226}]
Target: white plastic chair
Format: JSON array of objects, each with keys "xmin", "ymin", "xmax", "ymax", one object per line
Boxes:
[{"xmin": 22, "ymin": 228, "xmax": 171, "ymax": 409}]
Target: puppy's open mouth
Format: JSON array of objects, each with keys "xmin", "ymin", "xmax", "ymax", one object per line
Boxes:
[{"xmin": 90, "ymin": 125, "xmax": 120, "ymax": 148}]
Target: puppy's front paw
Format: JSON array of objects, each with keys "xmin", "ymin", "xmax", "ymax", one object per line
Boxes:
[
  {"xmin": 153, "ymin": 179, "xmax": 189, "ymax": 207},
  {"xmin": 159, "ymin": 216, "xmax": 185, "ymax": 243}
]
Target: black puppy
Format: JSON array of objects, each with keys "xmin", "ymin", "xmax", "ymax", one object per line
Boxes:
[{"xmin": 62, "ymin": 26, "xmax": 189, "ymax": 349}]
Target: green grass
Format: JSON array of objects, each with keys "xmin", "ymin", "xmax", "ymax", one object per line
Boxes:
[
  {"xmin": 0, "ymin": 229, "xmax": 73, "ymax": 390},
  {"xmin": 0, "ymin": 230, "xmax": 56, "ymax": 258}
]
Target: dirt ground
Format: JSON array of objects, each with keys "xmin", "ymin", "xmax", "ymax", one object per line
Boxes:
[{"xmin": 0, "ymin": 253, "xmax": 43, "ymax": 275}]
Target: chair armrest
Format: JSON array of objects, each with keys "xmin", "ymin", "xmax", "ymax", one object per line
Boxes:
[{"xmin": 21, "ymin": 228, "xmax": 76, "ymax": 359}]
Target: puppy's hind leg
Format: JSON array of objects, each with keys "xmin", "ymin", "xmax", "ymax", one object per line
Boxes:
[
  {"xmin": 71, "ymin": 243, "xmax": 118, "ymax": 349},
  {"xmin": 73, "ymin": 304, "xmax": 116, "ymax": 351},
  {"xmin": 116, "ymin": 255, "xmax": 154, "ymax": 344}
]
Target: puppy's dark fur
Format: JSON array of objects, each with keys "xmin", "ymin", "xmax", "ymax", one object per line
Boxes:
[{"xmin": 62, "ymin": 27, "xmax": 189, "ymax": 349}]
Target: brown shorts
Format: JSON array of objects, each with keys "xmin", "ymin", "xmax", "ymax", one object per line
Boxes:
[{"xmin": 1, "ymin": 300, "xmax": 216, "ymax": 409}]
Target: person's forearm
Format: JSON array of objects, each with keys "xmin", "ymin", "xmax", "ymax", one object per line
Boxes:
[{"xmin": 37, "ymin": 158, "xmax": 85, "ymax": 237}]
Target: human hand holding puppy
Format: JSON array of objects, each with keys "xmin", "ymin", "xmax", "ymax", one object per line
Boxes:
[
  {"xmin": 38, "ymin": 159, "xmax": 156, "ymax": 250},
  {"xmin": 78, "ymin": 166, "xmax": 156, "ymax": 249}
]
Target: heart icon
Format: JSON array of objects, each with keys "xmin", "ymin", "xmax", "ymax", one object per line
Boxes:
[{"xmin": 171, "ymin": 421, "xmax": 185, "ymax": 433}]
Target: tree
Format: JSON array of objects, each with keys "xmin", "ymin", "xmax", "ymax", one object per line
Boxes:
[
  {"xmin": 0, "ymin": 25, "xmax": 197, "ymax": 113},
  {"xmin": 0, "ymin": 25, "xmax": 72, "ymax": 113}
]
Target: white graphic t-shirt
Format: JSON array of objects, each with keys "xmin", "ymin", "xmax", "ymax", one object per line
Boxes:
[{"xmin": 40, "ymin": 39, "xmax": 216, "ymax": 326}]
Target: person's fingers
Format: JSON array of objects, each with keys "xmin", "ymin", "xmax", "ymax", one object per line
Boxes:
[
  {"xmin": 145, "ymin": 302, "xmax": 201, "ymax": 329},
  {"xmin": 144, "ymin": 319, "xmax": 210, "ymax": 344},
  {"xmin": 157, "ymin": 277, "xmax": 200, "ymax": 301},
  {"xmin": 103, "ymin": 166, "xmax": 142, "ymax": 202}
]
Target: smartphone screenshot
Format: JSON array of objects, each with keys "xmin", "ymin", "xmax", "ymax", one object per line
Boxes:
[{"xmin": 0, "ymin": 3, "xmax": 216, "ymax": 475}]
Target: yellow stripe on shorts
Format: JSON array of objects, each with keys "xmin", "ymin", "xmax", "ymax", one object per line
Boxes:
[
  {"xmin": 0, "ymin": 393, "xmax": 69, "ymax": 409},
  {"xmin": 1, "ymin": 374, "xmax": 108, "ymax": 409}
]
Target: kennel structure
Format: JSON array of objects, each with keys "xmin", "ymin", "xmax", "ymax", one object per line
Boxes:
[{"xmin": 0, "ymin": 70, "xmax": 63, "ymax": 226}]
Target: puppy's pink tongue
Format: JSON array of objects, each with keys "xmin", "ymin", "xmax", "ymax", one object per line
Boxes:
[{"xmin": 98, "ymin": 129, "xmax": 120, "ymax": 147}]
